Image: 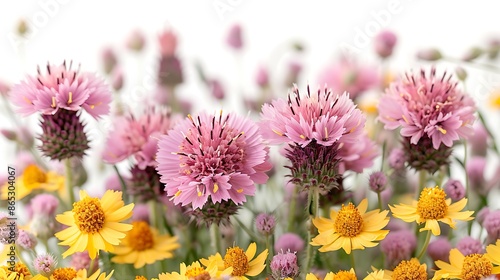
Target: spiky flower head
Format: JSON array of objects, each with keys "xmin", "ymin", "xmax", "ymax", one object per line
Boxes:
[
  {"xmin": 260, "ymin": 85, "xmax": 366, "ymax": 192},
  {"xmin": 103, "ymin": 106, "xmax": 175, "ymax": 169},
  {"xmin": 157, "ymin": 110, "xmax": 272, "ymax": 209},
  {"xmin": 39, "ymin": 109, "xmax": 89, "ymax": 160},
  {"xmin": 270, "ymin": 251, "xmax": 299, "ymax": 280},
  {"xmin": 186, "ymin": 200, "xmax": 240, "ymax": 228},
  {"xmin": 11, "ymin": 61, "xmax": 111, "ymax": 118},
  {"xmin": 128, "ymin": 165, "xmax": 166, "ymax": 203},
  {"xmin": 34, "ymin": 253, "xmax": 58, "ymax": 276},
  {"xmin": 378, "ymin": 67, "xmax": 475, "ymax": 150}
]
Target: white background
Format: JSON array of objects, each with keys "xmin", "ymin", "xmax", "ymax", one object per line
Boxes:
[{"xmin": 1, "ymin": 0, "xmax": 500, "ymax": 195}]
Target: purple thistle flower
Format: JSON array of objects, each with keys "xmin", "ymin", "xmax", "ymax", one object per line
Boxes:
[
  {"xmin": 456, "ymin": 236, "xmax": 483, "ymax": 256},
  {"xmin": 274, "ymin": 233, "xmax": 305, "ymax": 254},
  {"xmin": 484, "ymin": 210, "xmax": 500, "ymax": 242},
  {"xmin": 444, "ymin": 179, "xmax": 466, "ymax": 201},
  {"xmin": 270, "ymin": 251, "xmax": 300, "ymax": 280},
  {"xmin": 103, "ymin": 106, "xmax": 175, "ymax": 169},
  {"xmin": 17, "ymin": 230, "xmax": 37, "ymax": 250},
  {"xmin": 157, "ymin": 111, "xmax": 272, "ymax": 209},
  {"xmin": 29, "ymin": 193, "xmax": 59, "ymax": 217},
  {"xmin": 369, "ymin": 171, "xmax": 388, "ymax": 193},
  {"xmin": 255, "ymin": 213, "xmax": 276, "ymax": 235},
  {"xmin": 11, "ymin": 61, "xmax": 111, "ymax": 118},
  {"xmin": 388, "ymin": 148, "xmax": 406, "ymax": 170},
  {"xmin": 380, "ymin": 229, "xmax": 417, "ymax": 268},
  {"xmin": 374, "ymin": 30, "xmax": 398, "ymax": 58},
  {"xmin": 427, "ymin": 237, "xmax": 452, "ymax": 263},
  {"xmin": 34, "ymin": 253, "xmax": 57, "ymax": 276},
  {"xmin": 378, "ymin": 67, "xmax": 475, "ymax": 150}
]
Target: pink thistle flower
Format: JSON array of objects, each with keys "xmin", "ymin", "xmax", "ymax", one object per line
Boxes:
[
  {"xmin": 337, "ymin": 132, "xmax": 378, "ymax": 173},
  {"xmin": 226, "ymin": 24, "xmax": 243, "ymax": 50},
  {"xmin": 378, "ymin": 68, "xmax": 476, "ymax": 149},
  {"xmin": 157, "ymin": 111, "xmax": 272, "ymax": 209},
  {"xmin": 318, "ymin": 57, "xmax": 380, "ymax": 100},
  {"xmin": 103, "ymin": 106, "xmax": 175, "ymax": 169},
  {"xmin": 11, "ymin": 61, "xmax": 111, "ymax": 118},
  {"xmin": 274, "ymin": 233, "xmax": 305, "ymax": 254},
  {"xmin": 260, "ymin": 85, "xmax": 365, "ymax": 147}
]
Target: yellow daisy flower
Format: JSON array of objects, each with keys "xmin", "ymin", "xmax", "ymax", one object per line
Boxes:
[
  {"xmin": 311, "ymin": 198, "xmax": 390, "ymax": 254},
  {"xmin": 486, "ymin": 239, "xmax": 500, "ymax": 267},
  {"xmin": 222, "ymin": 242, "xmax": 268, "ymax": 280},
  {"xmin": 31, "ymin": 268, "xmax": 113, "ymax": 280},
  {"xmin": 1, "ymin": 164, "xmax": 64, "ymax": 200},
  {"xmin": 54, "ymin": 190, "xmax": 134, "ymax": 259},
  {"xmin": 111, "ymin": 220, "xmax": 180, "ymax": 268},
  {"xmin": 199, "ymin": 253, "xmax": 229, "ymax": 277},
  {"xmin": 363, "ymin": 269, "xmax": 389, "ymax": 280},
  {"xmin": 433, "ymin": 248, "xmax": 500, "ymax": 279},
  {"xmin": 389, "ymin": 259, "xmax": 427, "ymax": 280},
  {"xmin": 390, "ymin": 186, "xmax": 474, "ymax": 235},
  {"xmin": 307, "ymin": 269, "xmax": 358, "ymax": 280},
  {"xmin": 157, "ymin": 260, "xmax": 230, "ymax": 280},
  {"xmin": 1, "ymin": 263, "xmax": 32, "ymax": 280}
]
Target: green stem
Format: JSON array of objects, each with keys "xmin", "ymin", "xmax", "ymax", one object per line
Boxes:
[
  {"xmin": 417, "ymin": 170, "xmax": 427, "ymax": 199},
  {"xmin": 350, "ymin": 251, "xmax": 356, "ymax": 272},
  {"xmin": 416, "ymin": 230, "xmax": 431, "ymax": 260},
  {"xmin": 377, "ymin": 192, "xmax": 383, "ymax": 210},
  {"xmin": 477, "ymin": 110, "xmax": 500, "ymax": 156},
  {"xmin": 148, "ymin": 200, "xmax": 158, "ymax": 229},
  {"xmin": 65, "ymin": 158, "xmax": 75, "ymax": 206},
  {"xmin": 211, "ymin": 223, "xmax": 223, "ymax": 254},
  {"xmin": 287, "ymin": 184, "xmax": 298, "ymax": 232},
  {"xmin": 442, "ymin": 56, "xmax": 500, "ymax": 73},
  {"xmin": 265, "ymin": 234, "xmax": 273, "ymax": 275},
  {"xmin": 463, "ymin": 141, "xmax": 470, "ymax": 194},
  {"xmin": 234, "ymin": 217, "xmax": 260, "ymax": 241},
  {"xmin": 304, "ymin": 188, "xmax": 320, "ymax": 274},
  {"xmin": 113, "ymin": 165, "xmax": 129, "ymax": 203},
  {"xmin": 380, "ymin": 141, "xmax": 387, "ymax": 171}
]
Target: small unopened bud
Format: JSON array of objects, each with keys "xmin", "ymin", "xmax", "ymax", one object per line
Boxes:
[
  {"xmin": 0, "ymin": 129, "xmax": 17, "ymax": 141},
  {"xmin": 16, "ymin": 19, "xmax": 29, "ymax": 36},
  {"xmin": 111, "ymin": 68, "xmax": 124, "ymax": 91},
  {"xmin": 417, "ymin": 48, "xmax": 442, "ymax": 61},
  {"xmin": 487, "ymin": 39, "xmax": 500, "ymax": 59},
  {"xmin": 226, "ymin": 24, "xmax": 243, "ymax": 50},
  {"xmin": 462, "ymin": 47, "xmax": 483, "ymax": 61},
  {"xmin": 0, "ymin": 80, "xmax": 10, "ymax": 96},
  {"xmin": 444, "ymin": 179, "xmax": 465, "ymax": 201},
  {"xmin": 374, "ymin": 30, "xmax": 397, "ymax": 58},
  {"xmin": 455, "ymin": 67, "xmax": 467, "ymax": 81},
  {"xmin": 101, "ymin": 47, "xmax": 118, "ymax": 74},
  {"xmin": 208, "ymin": 79, "xmax": 225, "ymax": 100},
  {"xmin": 369, "ymin": 171, "xmax": 388, "ymax": 192},
  {"xmin": 255, "ymin": 66, "xmax": 269, "ymax": 88},
  {"xmin": 126, "ymin": 30, "xmax": 146, "ymax": 52},
  {"xmin": 255, "ymin": 213, "xmax": 276, "ymax": 236}
]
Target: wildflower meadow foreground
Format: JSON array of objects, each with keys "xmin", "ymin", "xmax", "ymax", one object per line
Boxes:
[{"xmin": 2, "ymin": 23, "xmax": 500, "ymax": 280}]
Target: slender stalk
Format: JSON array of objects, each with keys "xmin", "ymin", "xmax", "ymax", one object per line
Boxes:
[
  {"xmin": 417, "ymin": 170, "xmax": 427, "ymax": 199},
  {"xmin": 113, "ymin": 165, "xmax": 129, "ymax": 203},
  {"xmin": 211, "ymin": 223, "xmax": 223, "ymax": 254},
  {"xmin": 417, "ymin": 230, "xmax": 431, "ymax": 260},
  {"xmin": 463, "ymin": 141, "xmax": 470, "ymax": 194},
  {"xmin": 350, "ymin": 251, "xmax": 356, "ymax": 272},
  {"xmin": 148, "ymin": 200, "xmax": 158, "ymax": 229},
  {"xmin": 304, "ymin": 188, "xmax": 320, "ymax": 274},
  {"xmin": 265, "ymin": 234, "xmax": 273, "ymax": 275},
  {"xmin": 377, "ymin": 192, "xmax": 383, "ymax": 210},
  {"xmin": 64, "ymin": 158, "xmax": 75, "ymax": 206},
  {"xmin": 287, "ymin": 184, "xmax": 298, "ymax": 232}
]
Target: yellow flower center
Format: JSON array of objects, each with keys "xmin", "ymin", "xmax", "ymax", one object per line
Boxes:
[
  {"xmin": 224, "ymin": 246, "xmax": 249, "ymax": 276},
  {"xmin": 22, "ymin": 164, "xmax": 47, "ymax": 188},
  {"xmin": 391, "ymin": 259, "xmax": 427, "ymax": 280},
  {"xmin": 135, "ymin": 276, "xmax": 148, "ymax": 280},
  {"xmin": 416, "ymin": 187, "xmax": 448, "ymax": 220},
  {"xmin": 185, "ymin": 266, "xmax": 211, "ymax": 280},
  {"xmin": 332, "ymin": 270, "xmax": 357, "ymax": 280},
  {"xmin": 51, "ymin": 268, "xmax": 78, "ymax": 280},
  {"xmin": 126, "ymin": 221, "xmax": 155, "ymax": 251},
  {"xmin": 461, "ymin": 254, "xmax": 493, "ymax": 280},
  {"xmin": 334, "ymin": 203, "xmax": 363, "ymax": 237},
  {"xmin": 10, "ymin": 263, "xmax": 31, "ymax": 278},
  {"xmin": 73, "ymin": 197, "xmax": 105, "ymax": 234}
]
